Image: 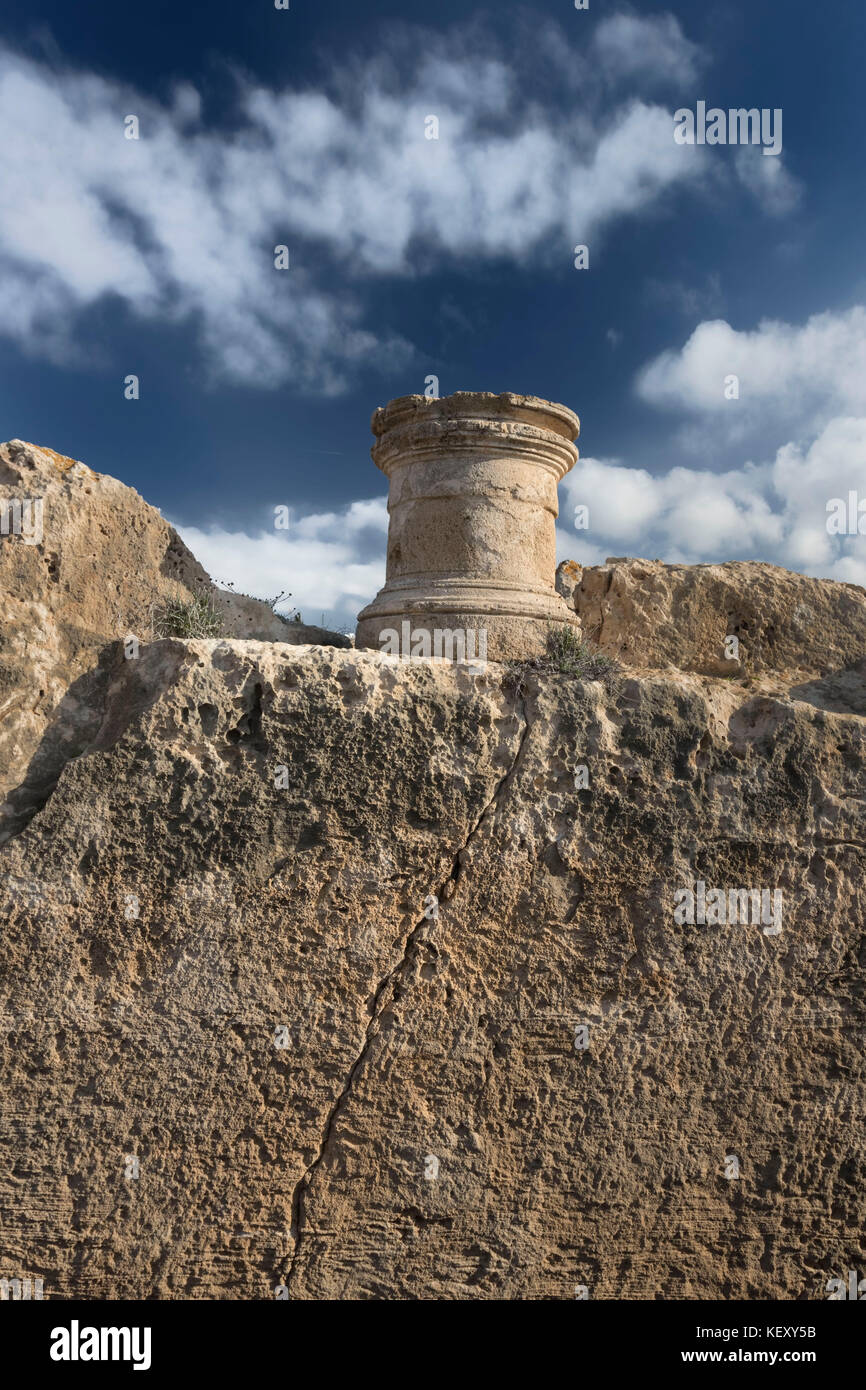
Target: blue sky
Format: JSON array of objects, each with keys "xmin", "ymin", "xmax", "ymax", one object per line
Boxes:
[{"xmin": 1, "ymin": 0, "xmax": 865, "ymax": 630}]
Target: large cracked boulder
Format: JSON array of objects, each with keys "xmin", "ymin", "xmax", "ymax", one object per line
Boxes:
[
  {"xmin": 0, "ymin": 637, "xmax": 863, "ymax": 1299},
  {"xmin": 0, "ymin": 440, "xmax": 349, "ymax": 807},
  {"xmin": 573, "ymin": 557, "xmax": 866, "ymax": 680}
]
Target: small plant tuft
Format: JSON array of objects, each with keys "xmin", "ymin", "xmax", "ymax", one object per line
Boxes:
[
  {"xmin": 545, "ymin": 625, "xmax": 618, "ymax": 678},
  {"xmin": 219, "ymin": 579, "xmax": 302, "ymax": 623},
  {"xmin": 503, "ymin": 625, "xmax": 620, "ymax": 697},
  {"xmin": 153, "ymin": 590, "xmax": 224, "ymax": 640}
]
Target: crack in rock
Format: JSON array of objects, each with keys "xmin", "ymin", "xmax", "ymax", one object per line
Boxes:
[{"xmin": 282, "ymin": 689, "xmax": 532, "ymax": 1295}]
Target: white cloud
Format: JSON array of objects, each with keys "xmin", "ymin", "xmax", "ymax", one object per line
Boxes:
[
  {"xmin": 560, "ymin": 306, "xmax": 866, "ymax": 589},
  {"xmin": 0, "ymin": 12, "xmax": 791, "ymax": 389},
  {"xmin": 591, "ymin": 12, "xmax": 704, "ymax": 87},
  {"xmin": 175, "ymin": 496, "xmax": 388, "ymax": 629},
  {"xmin": 734, "ymin": 144, "xmax": 802, "ymax": 215},
  {"xmin": 636, "ymin": 306, "xmax": 866, "ymax": 422},
  {"xmin": 558, "ymin": 307, "xmax": 866, "ymax": 594},
  {"xmin": 558, "ymin": 419, "xmax": 866, "ymax": 588}
]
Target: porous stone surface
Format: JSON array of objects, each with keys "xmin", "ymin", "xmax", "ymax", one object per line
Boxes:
[
  {"xmin": 356, "ymin": 393, "xmax": 582, "ymax": 660},
  {"xmin": 556, "ymin": 559, "xmax": 583, "ymax": 608},
  {"xmin": 0, "ymin": 440, "xmax": 348, "ymax": 808},
  {"xmin": 1, "ymin": 628, "xmax": 863, "ymax": 1299},
  {"xmin": 572, "ymin": 556, "xmax": 866, "ymax": 680}
]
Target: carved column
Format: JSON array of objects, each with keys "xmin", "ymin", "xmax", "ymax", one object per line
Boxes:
[{"xmin": 355, "ymin": 391, "xmax": 581, "ymax": 661}]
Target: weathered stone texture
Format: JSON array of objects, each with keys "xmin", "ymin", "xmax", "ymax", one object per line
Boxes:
[
  {"xmin": 573, "ymin": 556, "xmax": 866, "ymax": 681},
  {"xmin": 0, "ymin": 440, "xmax": 348, "ymax": 809},
  {"xmin": 357, "ymin": 393, "xmax": 582, "ymax": 660},
  {"xmin": 1, "ymin": 633, "xmax": 863, "ymax": 1299}
]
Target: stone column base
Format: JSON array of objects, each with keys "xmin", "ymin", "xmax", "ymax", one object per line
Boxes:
[{"xmin": 356, "ymin": 577, "xmax": 581, "ymax": 663}]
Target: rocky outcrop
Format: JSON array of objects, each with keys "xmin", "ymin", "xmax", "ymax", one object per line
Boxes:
[
  {"xmin": 0, "ymin": 440, "xmax": 349, "ymax": 806},
  {"xmin": 1, "ymin": 631, "xmax": 863, "ymax": 1299},
  {"xmin": 2, "ymin": 452, "xmax": 864, "ymax": 1300},
  {"xmin": 573, "ymin": 557, "xmax": 866, "ymax": 681}
]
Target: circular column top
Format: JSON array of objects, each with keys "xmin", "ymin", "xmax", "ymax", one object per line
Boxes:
[
  {"xmin": 370, "ymin": 391, "xmax": 580, "ymax": 479},
  {"xmin": 372, "ymin": 391, "xmax": 580, "ymax": 440}
]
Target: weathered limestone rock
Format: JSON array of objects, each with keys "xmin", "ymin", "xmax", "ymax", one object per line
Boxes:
[
  {"xmin": 356, "ymin": 393, "xmax": 582, "ymax": 661},
  {"xmin": 573, "ymin": 556, "xmax": 866, "ymax": 680},
  {"xmin": 0, "ymin": 440, "xmax": 349, "ymax": 809},
  {"xmin": 2, "ymin": 446, "xmax": 863, "ymax": 1300},
  {"xmin": 0, "ymin": 620, "xmax": 863, "ymax": 1299},
  {"xmin": 556, "ymin": 558, "xmax": 583, "ymax": 608}
]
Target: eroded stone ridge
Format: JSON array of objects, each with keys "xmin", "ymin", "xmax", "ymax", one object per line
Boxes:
[
  {"xmin": 570, "ymin": 556, "xmax": 866, "ymax": 683},
  {"xmin": 0, "ymin": 439, "xmax": 348, "ymax": 808}
]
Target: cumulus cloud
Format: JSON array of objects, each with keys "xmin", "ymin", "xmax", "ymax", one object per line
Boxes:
[
  {"xmin": 0, "ymin": 11, "xmax": 792, "ymax": 389},
  {"xmin": 556, "ymin": 306, "xmax": 866, "ymax": 589},
  {"xmin": 558, "ymin": 417, "xmax": 866, "ymax": 589},
  {"xmin": 637, "ymin": 305, "xmax": 866, "ymax": 421}
]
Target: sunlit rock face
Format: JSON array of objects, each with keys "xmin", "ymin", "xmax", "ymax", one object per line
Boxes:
[
  {"xmin": 1, "ymin": 612, "xmax": 863, "ymax": 1298},
  {"xmin": 1, "ymin": 442, "xmax": 863, "ymax": 1300},
  {"xmin": 571, "ymin": 555, "xmax": 866, "ymax": 684},
  {"xmin": 0, "ymin": 438, "xmax": 349, "ymax": 820}
]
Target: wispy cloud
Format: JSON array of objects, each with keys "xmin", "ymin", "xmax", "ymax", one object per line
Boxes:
[{"xmin": 0, "ymin": 12, "xmax": 794, "ymax": 391}]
